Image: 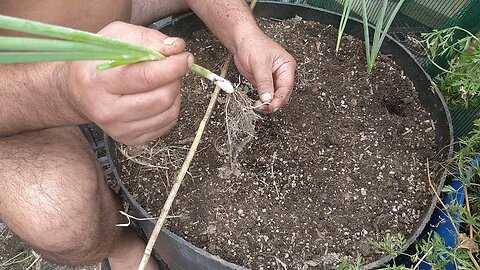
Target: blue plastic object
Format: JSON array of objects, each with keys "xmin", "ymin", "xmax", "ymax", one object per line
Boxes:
[
  {"xmin": 411, "ymin": 157, "xmax": 479, "ymax": 269},
  {"xmin": 420, "ymin": 178, "xmax": 465, "ymax": 269}
]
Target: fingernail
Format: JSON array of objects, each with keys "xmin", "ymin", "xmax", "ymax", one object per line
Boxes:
[
  {"xmin": 163, "ymin": 37, "xmax": 179, "ymax": 45},
  {"xmin": 187, "ymin": 54, "xmax": 194, "ymax": 68},
  {"xmin": 260, "ymin": 92, "xmax": 272, "ymax": 102}
]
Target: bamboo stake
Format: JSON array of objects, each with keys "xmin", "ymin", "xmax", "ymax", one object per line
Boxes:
[
  {"xmin": 464, "ymin": 180, "xmax": 480, "ymax": 270},
  {"xmin": 137, "ymin": 57, "xmax": 231, "ymax": 270},
  {"xmin": 463, "ymin": 185, "xmax": 474, "ymax": 239},
  {"xmin": 469, "ymin": 251, "xmax": 480, "ymax": 270},
  {"xmin": 138, "ymin": 2, "xmax": 258, "ymax": 269}
]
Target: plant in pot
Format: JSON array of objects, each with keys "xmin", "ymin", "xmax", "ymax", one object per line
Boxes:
[
  {"xmin": 107, "ymin": 2, "xmax": 453, "ymax": 269},
  {"xmin": 339, "ymin": 17, "xmax": 480, "ymax": 270},
  {"xmin": 391, "ymin": 25, "xmax": 480, "ymax": 270},
  {"xmin": 0, "ymin": 1, "xmax": 454, "ymax": 269}
]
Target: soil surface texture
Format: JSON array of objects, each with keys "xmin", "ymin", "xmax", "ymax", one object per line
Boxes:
[{"xmin": 119, "ymin": 18, "xmax": 436, "ymax": 269}]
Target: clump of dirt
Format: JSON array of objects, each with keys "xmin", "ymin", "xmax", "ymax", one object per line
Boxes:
[{"xmin": 118, "ymin": 18, "xmax": 436, "ymax": 269}]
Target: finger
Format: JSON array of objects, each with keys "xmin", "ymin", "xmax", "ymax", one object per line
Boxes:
[
  {"xmin": 131, "ymin": 95, "xmax": 181, "ymax": 135},
  {"xmin": 111, "ymin": 96, "xmax": 180, "ymax": 145},
  {"xmin": 101, "ymin": 52, "xmax": 192, "ymax": 95},
  {"xmin": 251, "ymin": 57, "xmax": 275, "ymax": 103},
  {"xmin": 269, "ymin": 89, "xmax": 292, "ymax": 113},
  {"xmin": 269, "ymin": 59, "xmax": 296, "ymax": 112},
  {"xmin": 128, "ymin": 120, "xmax": 178, "ymax": 146},
  {"xmin": 99, "ymin": 21, "xmax": 186, "ymax": 56},
  {"xmin": 115, "ymin": 80, "xmax": 182, "ymax": 121},
  {"xmin": 234, "ymin": 56, "xmax": 255, "ymax": 84},
  {"xmin": 255, "ymin": 57, "xmax": 295, "ymax": 113}
]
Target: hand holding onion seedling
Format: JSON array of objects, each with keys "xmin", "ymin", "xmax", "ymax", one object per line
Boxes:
[
  {"xmin": 0, "ymin": 16, "xmax": 234, "ymax": 144},
  {"xmin": 0, "ymin": 13, "xmax": 295, "ymax": 121},
  {"xmin": 0, "ymin": 0, "xmax": 298, "ymax": 268},
  {"xmin": 0, "ymin": 9, "xmax": 296, "ymax": 270},
  {"xmin": 0, "ymin": 15, "xmax": 234, "ymax": 93}
]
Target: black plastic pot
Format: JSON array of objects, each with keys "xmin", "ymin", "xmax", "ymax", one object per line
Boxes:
[{"xmin": 105, "ymin": 2, "xmax": 453, "ymax": 269}]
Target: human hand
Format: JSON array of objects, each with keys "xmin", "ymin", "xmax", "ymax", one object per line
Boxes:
[
  {"xmin": 63, "ymin": 22, "xmax": 193, "ymax": 145},
  {"xmin": 233, "ymin": 31, "xmax": 296, "ymax": 113}
]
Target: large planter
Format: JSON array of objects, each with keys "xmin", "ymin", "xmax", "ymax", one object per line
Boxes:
[{"xmin": 105, "ymin": 2, "xmax": 453, "ymax": 269}]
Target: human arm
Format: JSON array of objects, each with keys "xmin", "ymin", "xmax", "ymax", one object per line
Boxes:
[
  {"xmin": 186, "ymin": 0, "xmax": 296, "ymax": 113},
  {"xmin": 0, "ymin": 63, "xmax": 84, "ymax": 137},
  {"xmin": 0, "ymin": 22, "xmax": 192, "ymax": 145}
]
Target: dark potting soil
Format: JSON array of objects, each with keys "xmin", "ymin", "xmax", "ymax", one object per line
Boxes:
[{"xmin": 118, "ymin": 18, "xmax": 436, "ymax": 269}]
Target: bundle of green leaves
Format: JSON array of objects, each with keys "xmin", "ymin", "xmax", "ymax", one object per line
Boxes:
[
  {"xmin": 336, "ymin": 0, "xmax": 405, "ymax": 73},
  {"xmin": 423, "ymin": 27, "xmax": 480, "ymax": 108},
  {"xmin": 0, "ymin": 15, "xmax": 234, "ymax": 93}
]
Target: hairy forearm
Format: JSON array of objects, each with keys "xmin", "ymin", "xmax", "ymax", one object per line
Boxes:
[
  {"xmin": 0, "ymin": 63, "xmax": 85, "ymax": 137},
  {"xmin": 186, "ymin": 0, "xmax": 262, "ymax": 55},
  {"xmin": 131, "ymin": 0, "xmax": 261, "ymax": 53}
]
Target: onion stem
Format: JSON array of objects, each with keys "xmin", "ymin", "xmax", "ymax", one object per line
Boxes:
[{"xmin": 0, "ymin": 15, "xmax": 234, "ymax": 93}]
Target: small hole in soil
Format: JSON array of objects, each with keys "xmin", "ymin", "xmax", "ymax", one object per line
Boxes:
[{"xmin": 384, "ymin": 98, "xmax": 406, "ymax": 117}]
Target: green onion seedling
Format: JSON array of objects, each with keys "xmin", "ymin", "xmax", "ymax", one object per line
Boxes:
[
  {"xmin": 360, "ymin": 0, "xmax": 405, "ymax": 73},
  {"xmin": 336, "ymin": 0, "xmax": 354, "ymax": 53},
  {"xmin": 0, "ymin": 15, "xmax": 234, "ymax": 93}
]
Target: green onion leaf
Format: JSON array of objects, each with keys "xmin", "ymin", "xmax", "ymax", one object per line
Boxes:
[
  {"xmin": 0, "ymin": 52, "xmax": 136, "ymax": 64},
  {"xmin": 0, "ymin": 15, "xmax": 160, "ymax": 58},
  {"xmin": 0, "ymin": 15, "xmax": 234, "ymax": 92},
  {"xmin": 336, "ymin": 0, "xmax": 353, "ymax": 52}
]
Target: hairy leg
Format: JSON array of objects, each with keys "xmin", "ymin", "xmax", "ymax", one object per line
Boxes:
[
  {"xmin": 0, "ymin": 0, "xmax": 188, "ymax": 35},
  {"xmin": 0, "ymin": 127, "xmax": 156, "ymax": 270},
  {"xmin": 131, "ymin": 0, "xmax": 189, "ymax": 26},
  {"xmin": 0, "ymin": 0, "xmax": 131, "ymax": 34}
]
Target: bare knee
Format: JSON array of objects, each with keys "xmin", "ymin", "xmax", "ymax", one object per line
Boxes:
[
  {"xmin": 0, "ymin": 127, "xmax": 122, "ymax": 265},
  {"xmin": 23, "ymin": 171, "xmax": 117, "ymax": 265}
]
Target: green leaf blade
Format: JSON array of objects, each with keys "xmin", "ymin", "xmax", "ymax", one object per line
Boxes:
[
  {"xmin": 368, "ymin": 0, "xmax": 405, "ymax": 73},
  {"xmin": 0, "ymin": 36, "xmax": 142, "ymax": 56},
  {"xmin": 336, "ymin": 0, "xmax": 354, "ymax": 52},
  {"xmin": 360, "ymin": 0, "xmax": 371, "ymax": 70},
  {"xmin": 0, "ymin": 15, "xmax": 161, "ymax": 58},
  {"xmin": 0, "ymin": 52, "xmax": 137, "ymax": 64}
]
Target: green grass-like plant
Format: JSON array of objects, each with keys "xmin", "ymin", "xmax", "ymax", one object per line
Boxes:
[
  {"xmin": 0, "ymin": 15, "xmax": 234, "ymax": 93},
  {"xmin": 336, "ymin": 0, "xmax": 405, "ymax": 73},
  {"xmin": 335, "ymin": 0, "xmax": 354, "ymax": 52},
  {"xmin": 360, "ymin": 0, "xmax": 405, "ymax": 73}
]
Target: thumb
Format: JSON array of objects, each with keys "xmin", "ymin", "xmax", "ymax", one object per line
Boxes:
[
  {"xmin": 251, "ymin": 59, "xmax": 274, "ymax": 103},
  {"xmin": 99, "ymin": 22, "xmax": 186, "ymax": 56}
]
